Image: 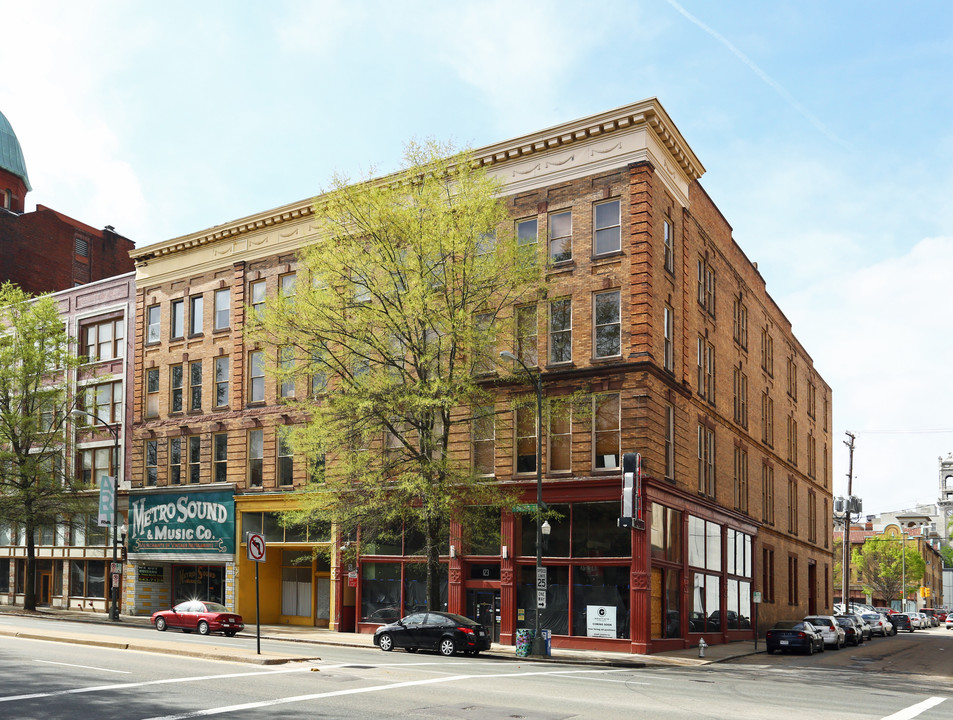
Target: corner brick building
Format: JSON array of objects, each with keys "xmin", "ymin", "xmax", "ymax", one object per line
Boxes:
[{"xmin": 127, "ymin": 98, "xmax": 833, "ymax": 654}]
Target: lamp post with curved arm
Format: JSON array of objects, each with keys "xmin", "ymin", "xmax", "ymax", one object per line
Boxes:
[
  {"xmin": 73, "ymin": 407, "xmax": 122, "ymax": 621},
  {"xmin": 500, "ymin": 350, "xmax": 546, "ymax": 656}
]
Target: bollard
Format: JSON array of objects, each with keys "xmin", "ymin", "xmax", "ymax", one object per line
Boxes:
[{"xmin": 698, "ymin": 638, "xmax": 708, "ymax": 658}]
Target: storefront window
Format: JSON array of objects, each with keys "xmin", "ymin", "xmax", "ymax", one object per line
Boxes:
[
  {"xmin": 691, "ymin": 572, "xmax": 721, "ymax": 632},
  {"xmin": 571, "ymin": 565, "xmax": 630, "ymax": 638},
  {"xmin": 282, "ymin": 551, "xmax": 312, "ymax": 617},
  {"xmin": 173, "ymin": 565, "xmax": 224, "ymax": 605},
  {"xmin": 403, "ymin": 563, "xmax": 447, "ymax": 615},
  {"xmin": 69, "ymin": 560, "xmax": 105, "ymax": 598},
  {"xmin": 517, "ymin": 565, "xmax": 569, "ymax": 636},
  {"xmin": 361, "ymin": 562, "xmax": 401, "ymax": 621},
  {"xmin": 519, "ymin": 503, "xmax": 570, "ymax": 557},
  {"xmin": 463, "ymin": 506, "xmax": 501, "ymax": 556},
  {"xmin": 0, "ymin": 559, "xmax": 9, "ymax": 592}
]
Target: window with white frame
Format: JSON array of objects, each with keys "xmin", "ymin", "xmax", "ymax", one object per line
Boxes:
[
  {"xmin": 279, "ymin": 346, "xmax": 295, "ymax": 398},
  {"xmin": 663, "ymin": 305, "xmax": 674, "ymax": 372},
  {"xmin": 83, "ymin": 319, "xmax": 124, "ymax": 362},
  {"xmin": 189, "ymin": 295, "xmax": 203, "ymax": 336},
  {"xmin": 250, "ymin": 280, "xmax": 266, "ymax": 316},
  {"xmin": 548, "ymin": 210, "xmax": 572, "ymax": 263},
  {"xmin": 146, "ymin": 305, "xmax": 161, "ymax": 344},
  {"xmin": 249, "ymin": 351, "xmax": 265, "ymax": 403},
  {"xmin": 189, "ymin": 360, "xmax": 202, "ymax": 411},
  {"xmin": 168, "ymin": 437, "xmax": 182, "ymax": 485},
  {"xmin": 278, "ymin": 430, "xmax": 294, "ymax": 486},
  {"xmin": 170, "ymin": 364, "xmax": 183, "ymax": 413},
  {"xmin": 697, "ymin": 424, "xmax": 715, "ymax": 498},
  {"xmin": 214, "ymin": 356, "xmax": 229, "ymax": 407},
  {"xmin": 171, "ymin": 299, "xmax": 184, "ymax": 340},
  {"xmin": 663, "ymin": 218, "xmax": 674, "ymax": 273},
  {"xmin": 248, "ymin": 429, "xmax": 263, "ymax": 487},
  {"xmin": 594, "ymin": 290, "xmax": 621, "ymax": 358},
  {"xmin": 214, "ymin": 288, "xmax": 230, "ymax": 331},
  {"xmin": 549, "ymin": 298, "xmax": 571, "ymax": 364},
  {"xmin": 593, "ymin": 199, "xmax": 621, "ymax": 255},
  {"xmin": 145, "ymin": 368, "xmax": 159, "ymax": 418},
  {"xmin": 188, "ymin": 435, "xmax": 201, "ymax": 484},
  {"xmin": 83, "ymin": 381, "xmax": 122, "ymax": 425}
]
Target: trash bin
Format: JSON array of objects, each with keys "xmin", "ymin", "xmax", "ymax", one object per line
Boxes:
[
  {"xmin": 515, "ymin": 628, "xmax": 535, "ymax": 657},
  {"xmin": 541, "ymin": 628, "xmax": 552, "ymax": 656}
]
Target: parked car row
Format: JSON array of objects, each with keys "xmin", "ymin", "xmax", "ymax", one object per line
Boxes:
[{"xmin": 767, "ymin": 612, "xmax": 900, "ymax": 655}]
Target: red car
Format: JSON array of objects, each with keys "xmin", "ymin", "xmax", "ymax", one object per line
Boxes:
[{"xmin": 151, "ymin": 600, "xmax": 245, "ymax": 637}]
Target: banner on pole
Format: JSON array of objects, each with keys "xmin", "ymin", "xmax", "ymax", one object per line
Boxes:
[{"xmin": 98, "ymin": 474, "xmax": 115, "ymax": 527}]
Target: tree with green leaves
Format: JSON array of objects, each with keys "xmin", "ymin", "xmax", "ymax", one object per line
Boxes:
[
  {"xmin": 0, "ymin": 283, "xmax": 90, "ymax": 611},
  {"xmin": 248, "ymin": 141, "xmax": 544, "ymax": 610},
  {"xmin": 853, "ymin": 537, "xmax": 925, "ymax": 607}
]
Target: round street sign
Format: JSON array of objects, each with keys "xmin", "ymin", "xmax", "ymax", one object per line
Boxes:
[{"xmin": 247, "ymin": 532, "xmax": 266, "ymax": 563}]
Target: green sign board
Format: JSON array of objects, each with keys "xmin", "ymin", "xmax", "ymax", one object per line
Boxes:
[{"xmin": 128, "ymin": 490, "xmax": 235, "ymax": 559}]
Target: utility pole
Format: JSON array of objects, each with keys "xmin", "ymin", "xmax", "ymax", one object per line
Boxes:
[{"xmin": 842, "ymin": 431, "xmax": 856, "ymax": 610}]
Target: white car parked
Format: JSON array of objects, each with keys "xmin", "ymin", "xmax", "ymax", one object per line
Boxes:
[{"xmin": 804, "ymin": 615, "xmax": 846, "ymax": 649}]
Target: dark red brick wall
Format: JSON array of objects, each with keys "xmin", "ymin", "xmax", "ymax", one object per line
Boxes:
[{"xmin": 0, "ymin": 205, "xmax": 134, "ymax": 295}]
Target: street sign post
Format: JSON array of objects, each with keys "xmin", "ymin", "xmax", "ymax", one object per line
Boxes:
[{"xmin": 246, "ymin": 532, "xmax": 266, "ymax": 654}]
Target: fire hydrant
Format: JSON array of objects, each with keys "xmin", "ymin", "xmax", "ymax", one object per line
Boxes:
[{"xmin": 698, "ymin": 638, "xmax": 708, "ymax": 658}]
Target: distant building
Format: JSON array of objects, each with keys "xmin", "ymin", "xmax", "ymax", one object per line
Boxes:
[{"xmin": 0, "ymin": 109, "xmax": 135, "ymax": 295}]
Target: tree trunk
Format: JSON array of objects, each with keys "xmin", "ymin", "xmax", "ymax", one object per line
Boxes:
[{"xmin": 23, "ymin": 518, "xmax": 36, "ymax": 611}]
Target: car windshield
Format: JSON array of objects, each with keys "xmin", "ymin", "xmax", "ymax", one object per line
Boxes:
[
  {"xmin": 805, "ymin": 617, "xmax": 831, "ymax": 627},
  {"xmin": 772, "ymin": 621, "xmax": 801, "ymax": 629},
  {"xmin": 862, "ymin": 614, "xmax": 880, "ymax": 621}
]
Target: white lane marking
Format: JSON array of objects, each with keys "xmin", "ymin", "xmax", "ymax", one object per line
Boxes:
[
  {"xmin": 35, "ymin": 660, "xmax": 131, "ymax": 674},
  {"xmin": 0, "ymin": 665, "xmax": 332, "ymax": 703},
  {"xmin": 881, "ymin": 697, "xmax": 947, "ymax": 720},
  {"xmin": 142, "ymin": 668, "xmax": 633, "ymax": 720}
]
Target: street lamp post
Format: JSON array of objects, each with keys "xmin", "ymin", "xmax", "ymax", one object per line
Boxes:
[
  {"xmin": 73, "ymin": 408, "xmax": 121, "ymax": 621},
  {"xmin": 500, "ymin": 350, "xmax": 546, "ymax": 657},
  {"xmin": 901, "ymin": 530, "xmax": 907, "ymax": 613}
]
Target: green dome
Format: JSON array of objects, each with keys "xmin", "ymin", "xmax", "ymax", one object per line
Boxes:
[{"xmin": 0, "ymin": 110, "xmax": 31, "ymax": 192}]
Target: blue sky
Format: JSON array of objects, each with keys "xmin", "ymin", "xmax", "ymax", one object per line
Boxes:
[{"xmin": 2, "ymin": 0, "xmax": 952, "ymax": 518}]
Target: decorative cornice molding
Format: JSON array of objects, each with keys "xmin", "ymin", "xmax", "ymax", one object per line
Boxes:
[{"xmin": 131, "ymin": 98, "xmax": 704, "ymax": 270}]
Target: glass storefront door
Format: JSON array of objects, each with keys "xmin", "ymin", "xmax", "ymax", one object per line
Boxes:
[{"xmin": 466, "ymin": 588, "xmax": 500, "ymax": 643}]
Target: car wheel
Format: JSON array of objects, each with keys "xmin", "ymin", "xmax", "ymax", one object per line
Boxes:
[
  {"xmin": 224, "ymin": 631, "xmax": 235, "ymax": 637},
  {"xmin": 198, "ymin": 621, "xmax": 210, "ymax": 636},
  {"xmin": 838, "ymin": 638, "xmax": 844, "ymax": 649},
  {"xmin": 806, "ymin": 642, "xmax": 814, "ymax": 656},
  {"xmin": 819, "ymin": 641, "xmax": 825, "ymax": 652},
  {"xmin": 439, "ymin": 637, "xmax": 456, "ymax": 657},
  {"xmin": 378, "ymin": 633, "xmax": 394, "ymax": 652},
  {"xmin": 155, "ymin": 617, "xmax": 167, "ymax": 632},
  {"xmin": 766, "ymin": 647, "xmax": 774, "ymax": 655}
]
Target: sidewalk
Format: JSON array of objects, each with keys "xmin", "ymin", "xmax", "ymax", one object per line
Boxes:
[{"xmin": 0, "ymin": 606, "xmax": 762, "ymax": 668}]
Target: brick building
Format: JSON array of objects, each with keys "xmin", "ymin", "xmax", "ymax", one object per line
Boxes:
[
  {"xmin": 0, "ymin": 272, "xmax": 136, "ymax": 612},
  {"xmin": 128, "ymin": 98, "xmax": 833, "ymax": 653},
  {"xmin": 0, "ymin": 109, "xmax": 135, "ymax": 295}
]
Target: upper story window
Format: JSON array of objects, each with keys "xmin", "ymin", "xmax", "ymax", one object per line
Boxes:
[
  {"xmin": 593, "ymin": 290, "xmax": 621, "ymax": 358},
  {"xmin": 761, "ymin": 327, "xmax": 774, "ymax": 376},
  {"xmin": 548, "ymin": 210, "xmax": 572, "ymax": 263},
  {"xmin": 145, "ymin": 368, "xmax": 159, "ymax": 418},
  {"xmin": 214, "ymin": 289, "xmax": 230, "ymax": 331},
  {"xmin": 549, "ymin": 298, "xmax": 572, "ymax": 365},
  {"xmin": 75, "ymin": 236, "xmax": 90, "ymax": 257},
  {"xmin": 663, "ymin": 218, "xmax": 674, "ymax": 273},
  {"xmin": 516, "ymin": 305, "xmax": 538, "ymax": 367},
  {"xmin": 697, "ymin": 257, "xmax": 715, "ymax": 316},
  {"xmin": 517, "ymin": 218, "xmax": 538, "ymax": 247},
  {"xmin": 170, "ymin": 299, "xmax": 185, "ymax": 340},
  {"xmin": 280, "ymin": 273, "xmax": 296, "ymax": 298},
  {"xmin": 471, "ymin": 406, "xmax": 496, "ymax": 476},
  {"xmin": 593, "ymin": 393, "xmax": 620, "ymax": 470},
  {"xmin": 83, "ymin": 319, "xmax": 124, "ymax": 362},
  {"xmin": 189, "ymin": 295, "xmax": 203, "ymax": 336},
  {"xmin": 146, "ymin": 305, "xmax": 161, "ymax": 344},
  {"xmin": 250, "ymin": 280, "xmax": 266, "ymax": 316},
  {"xmin": 249, "ymin": 350, "xmax": 265, "ymax": 403},
  {"xmin": 81, "ymin": 380, "xmax": 123, "ymax": 425},
  {"xmin": 663, "ymin": 305, "xmax": 674, "ymax": 372},
  {"xmin": 593, "ymin": 199, "xmax": 621, "ymax": 255},
  {"xmin": 733, "ymin": 298, "xmax": 747, "ymax": 349}
]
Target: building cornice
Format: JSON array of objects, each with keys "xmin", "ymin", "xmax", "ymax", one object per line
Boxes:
[{"xmin": 131, "ymin": 98, "xmax": 704, "ymax": 275}]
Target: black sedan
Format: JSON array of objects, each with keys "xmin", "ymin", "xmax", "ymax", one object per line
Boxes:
[
  {"xmin": 766, "ymin": 621, "xmax": 825, "ymax": 655},
  {"xmin": 891, "ymin": 613, "xmax": 915, "ymax": 632},
  {"xmin": 833, "ymin": 615, "xmax": 864, "ymax": 645},
  {"xmin": 374, "ymin": 611, "xmax": 491, "ymax": 657}
]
